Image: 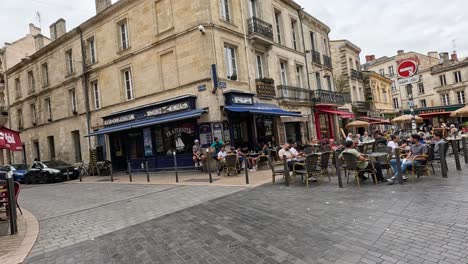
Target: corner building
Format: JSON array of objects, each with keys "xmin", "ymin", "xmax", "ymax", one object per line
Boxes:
[{"xmin": 6, "ymin": 0, "xmax": 344, "ymax": 171}]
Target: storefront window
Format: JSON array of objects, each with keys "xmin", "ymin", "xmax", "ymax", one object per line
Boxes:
[
  {"xmin": 319, "ymin": 114, "xmax": 330, "ymax": 140},
  {"xmin": 153, "ymin": 122, "xmax": 196, "ymax": 156},
  {"xmin": 285, "ymin": 122, "xmax": 301, "ymax": 143},
  {"xmin": 127, "ymin": 132, "xmax": 143, "ymax": 159},
  {"xmin": 255, "ymin": 116, "xmax": 274, "ymax": 145}
]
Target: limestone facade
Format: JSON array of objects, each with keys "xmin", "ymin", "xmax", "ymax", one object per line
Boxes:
[
  {"xmin": 6, "ymin": 0, "xmax": 339, "ymax": 166},
  {"xmin": 362, "ymin": 71, "xmax": 393, "ymax": 116}
]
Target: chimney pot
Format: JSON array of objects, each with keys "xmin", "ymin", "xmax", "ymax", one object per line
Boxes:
[
  {"xmin": 439, "ymin": 52, "xmax": 449, "ymax": 60},
  {"xmin": 29, "ymin": 23, "xmax": 41, "ymax": 36},
  {"xmin": 451, "ymin": 53, "xmax": 458, "ymax": 62},
  {"xmin": 397, "ymin": 50, "xmax": 404, "ymax": 55},
  {"xmin": 427, "ymin": 51, "xmax": 438, "ymax": 59},
  {"xmin": 365, "ymin": 55, "xmax": 375, "ymax": 63},
  {"xmin": 95, "ymin": 0, "xmax": 112, "ymax": 14},
  {"xmin": 49, "ymin": 18, "xmax": 66, "ymax": 41},
  {"xmin": 34, "ymin": 35, "xmax": 45, "ymax": 50}
]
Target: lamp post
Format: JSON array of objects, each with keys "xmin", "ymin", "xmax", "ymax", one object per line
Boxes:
[{"xmin": 406, "ymin": 84, "xmax": 417, "ymax": 134}]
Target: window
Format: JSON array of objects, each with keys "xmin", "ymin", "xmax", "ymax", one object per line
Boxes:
[
  {"xmin": 280, "ymin": 61, "xmax": 288, "ymax": 85},
  {"xmin": 118, "ymin": 20, "xmax": 129, "ymax": 50},
  {"xmin": 322, "ymin": 38, "xmax": 328, "ymax": 56},
  {"xmin": 92, "ymin": 81, "xmax": 101, "ymax": 109},
  {"xmin": 291, "ymin": 19, "xmax": 298, "ymax": 50},
  {"xmin": 274, "ymin": 11, "xmax": 282, "ymax": 45},
  {"xmin": 47, "ymin": 136, "xmax": 56, "ymax": 160},
  {"xmin": 441, "ymin": 93, "xmax": 450, "ymax": 106},
  {"xmin": 310, "ymin": 31, "xmax": 316, "ymax": 51},
  {"xmin": 420, "ymin": 99, "xmax": 427, "ymax": 108},
  {"xmin": 45, "ymin": 97, "xmax": 52, "ymax": 121},
  {"xmin": 418, "ymin": 83, "xmax": 425, "ymax": 94},
  {"xmin": 382, "ymin": 89, "xmax": 387, "ymax": 103},
  {"xmin": 27, "ymin": 70, "xmax": 35, "ymax": 92},
  {"xmin": 70, "ymin": 89, "xmax": 77, "ymax": 113},
  {"xmin": 454, "ymin": 71, "xmax": 462, "ymax": 83},
  {"xmin": 388, "ymin": 66, "xmax": 394, "ymax": 76},
  {"xmin": 65, "ymin": 49, "xmax": 74, "ymax": 74},
  {"xmin": 88, "ymin": 37, "xmax": 96, "ymax": 64},
  {"xmin": 220, "ymin": 0, "xmax": 231, "ymax": 22},
  {"xmin": 41, "ymin": 63, "xmax": 49, "ymax": 86},
  {"xmin": 457, "ymin": 90, "xmax": 465, "ymax": 104},
  {"xmin": 224, "ymin": 46, "xmax": 238, "ymax": 80},
  {"xmin": 33, "ymin": 140, "xmax": 40, "ymax": 161},
  {"xmin": 15, "ymin": 78, "xmax": 21, "ymax": 99},
  {"xmin": 255, "ymin": 54, "xmax": 264, "ymax": 79},
  {"xmin": 349, "ymin": 58, "xmax": 354, "ymax": 70},
  {"xmin": 248, "ymin": 0, "xmax": 257, "ymax": 17},
  {"xmin": 379, "ymin": 69, "xmax": 385, "ymax": 76},
  {"xmin": 71, "ymin": 130, "xmax": 82, "ymax": 162},
  {"xmin": 17, "ymin": 108, "xmax": 23, "ymax": 129},
  {"xmin": 393, "ymin": 98, "xmax": 399, "ymax": 109},
  {"xmin": 391, "ymin": 81, "xmax": 396, "ymax": 92},
  {"xmin": 295, "ymin": 65, "xmax": 303, "ymax": 87},
  {"xmin": 326, "ymin": 76, "xmax": 332, "ymax": 91},
  {"xmin": 439, "ymin": 75, "xmax": 447, "ymax": 86},
  {"xmin": 122, "ymin": 69, "xmax": 134, "ymax": 100},
  {"xmin": 315, "ymin": 72, "xmax": 322, "ymax": 90},
  {"xmin": 30, "ymin": 104, "xmax": 37, "ymax": 125}
]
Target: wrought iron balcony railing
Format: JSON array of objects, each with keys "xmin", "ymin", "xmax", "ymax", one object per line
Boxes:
[
  {"xmin": 256, "ymin": 78, "xmax": 275, "ymax": 98},
  {"xmin": 323, "ymin": 55, "xmax": 332, "ymax": 68},
  {"xmin": 311, "ymin": 50, "xmax": 321, "ymax": 65},
  {"xmin": 247, "ymin": 17, "xmax": 274, "ymax": 41},
  {"xmin": 311, "ymin": 90, "xmax": 351, "ymax": 105},
  {"xmin": 350, "ymin": 69, "xmax": 359, "ymax": 79},
  {"xmin": 277, "ymin": 85, "xmax": 311, "ymax": 103},
  {"xmin": 353, "ymin": 101, "xmax": 371, "ymax": 112}
]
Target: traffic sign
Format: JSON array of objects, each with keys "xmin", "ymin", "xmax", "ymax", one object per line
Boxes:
[
  {"xmin": 397, "ymin": 60, "xmax": 418, "ymax": 78},
  {"xmin": 397, "ymin": 76, "xmax": 420, "ymax": 86}
]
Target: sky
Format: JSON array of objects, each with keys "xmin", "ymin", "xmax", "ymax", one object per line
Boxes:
[{"xmin": 1, "ymin": 0, "xmax": 467, "ymax": 61}]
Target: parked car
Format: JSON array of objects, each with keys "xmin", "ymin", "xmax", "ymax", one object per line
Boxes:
[
  {"xmin": 24, "ymin": 160, "xmax": 79, "ymax": 184},
  {"xmin": 0, "ymin": 164, "xmax": 29, "ymax": 183}
]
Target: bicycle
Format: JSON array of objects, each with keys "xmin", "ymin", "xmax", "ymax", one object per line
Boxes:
[{"xmin": 78, "ymin": 161, "xmax": 92, "ymax": 177}]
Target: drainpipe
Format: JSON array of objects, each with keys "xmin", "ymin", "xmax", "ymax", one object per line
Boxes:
[
  {"xmin": 79, "ymin": 28, "xmax": 92, "ymax": 154},
  {"xmin": 239, "ymin": 0, "xmax": 253, "ymax": 94},
  {"xmin": 208, "ymin": 0, "xmax": 219, "ymax": 95},
  {"xmin": 4, "ymin": 51, "xmax": 13, "ymax": 163}
]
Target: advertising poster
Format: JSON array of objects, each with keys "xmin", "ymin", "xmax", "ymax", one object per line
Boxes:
[
  {"xmin": 143, "ymin": 128, "xmax": 153, "ymax": 157},
  {"xmin": 199, "ymin": 123, "xmax": 212, "ymax": 148}
]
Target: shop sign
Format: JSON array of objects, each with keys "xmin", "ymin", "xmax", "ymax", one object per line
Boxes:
[
  {"xmin": 143, "ymin": 128, "xmax": 153, "ymax": 157},
  {"xmin": 419, "ymin": 109, "xmax": 447, "ymax": 114},
  {"xmin": 104, "ymin": 114, "xmax": 135, "ymax": 126},
  {"xmin": 147, "ymin": 102, "xmax": 190, "ymax": 117},
  {"xmin": 232, "ymin": 95, "xmax": 253, "ymax": 105},
  {"xmin": 165, "ymin": 127, "xmax": 194, "ymax": 138}
]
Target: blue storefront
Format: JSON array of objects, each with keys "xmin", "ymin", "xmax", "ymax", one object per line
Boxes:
[{"xmin": 88, "ymin": 96, "xmax": 207, "ymax": 171}]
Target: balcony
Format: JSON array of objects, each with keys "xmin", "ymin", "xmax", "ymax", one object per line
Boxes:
[
  {"xmin": 256, "ymin": 78, "xmax": 275, "ymax": 98},
  {"xmin": 311, "ymin": 50, "xmax": 321, "ymax": 65},
  {"xmin": 353, "ymin": 101, "xmax": 371, "ymax": 113},
  {"xmin": 0, "ymin": 106, "xmax": 8, "ymax": 126},
  {"xmin": 277, "ymin": 85, "xmax": 311, "ymax": 103},
  {"xmin": 323, "ymin": 55, "xmax": 332, "ymax": 68},
  {"xmin": 311, "ymin": 90, "xmax": 351, "ymax": 105},
  {"xmin": 350, "ymin": 69, "xmax": 359, "ymax": 79},
  {"xmin": 247, "ymin": 17, "xmax": 274, "ymax": 45}
]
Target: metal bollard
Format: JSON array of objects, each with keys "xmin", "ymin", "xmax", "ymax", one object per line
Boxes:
[
  {"xmin": 283, "ymin": 155, "xmax": 289, "ymax": 187},
  {"xmin": 440, "ymin": 142, "xmax": 448, "ymax": 178},
  {"xmin": 173, "ymin": 152, "xmax": 179, "ymax": 183},
  {"xmin": 462, "ymin": 137, "xmax": 468, "ymax": 164},
  {"xmin": 6, "ymin": 172, "xmax": 18, "ymax": 235},
  {"xmin": 145, "ymin": 160, "xmax": 150, "ymax": 182},
  {"xmin": 79, "ymin": 166, "xmax": 82, "ymax": 182},
  {"xmin": 394, "ymin": 148, "xmax": 404, "ymax": 184},
  {"xmin": 128, "ymin": 161, "xmax": 133, "ymax": 182},
  {"xmin": 452, "ymin": 140, "xmax": 462, "ymax": 171},
  {"xmin": 334, "ymin": 151, "xmax": 343, "ymax": 188},
  {"xmin": 244, "ymin": 162, "xmax": 249, "ymax": 185},
  {"xmin": 110, "ymin": 164, "xmax": 114, "ymax": 183},
  {"xmin": 207, "ymin": 149, "xmax": 213, "ymax": 184}
]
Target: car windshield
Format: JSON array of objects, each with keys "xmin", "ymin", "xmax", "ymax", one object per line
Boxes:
[
  {"xmin": 12, "ymin": 164, "xmax": 29, "ymax": 170},
  {"xmin": 43, "ymin": 160, "xmax": 71, "ymax": 167}
]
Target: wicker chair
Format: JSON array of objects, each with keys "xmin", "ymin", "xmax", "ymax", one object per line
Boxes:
[
  {"xmin": 268, "ymin": 156, "xmax": 285, "ymax": 184},
  {"xmin": 316, "ymin": 152, "xmax": 331, "ymax": 182},
  {"xmin": 293, "ymin": 154, "xmax": 319, "ymax": 189},
  {"xmin": 224, "ymin": 154, "xmax": 238, "ymax": 176},
  {"xmin": 303, "ymin": 147, "xmax": 314, "ymax": 156},
  {"xmin": 374, "ymin": 144, "xmax": 388, "ymax": 153},
  {"xmin": 256, "ymin": 155, "xmax": 269, "ymax": 170},
  {"xmin": 341, "ymin": 152, "xmax": 377, "ymax": 188}
]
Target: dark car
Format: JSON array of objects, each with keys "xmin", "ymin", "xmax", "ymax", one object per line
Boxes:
[
  {"xmin": 24, "ymin": 160, "xmax": 78, "ymax": 184},
  {"xmin": 0, "ymin": 164, "xmax": 29, "ymax": 183}
]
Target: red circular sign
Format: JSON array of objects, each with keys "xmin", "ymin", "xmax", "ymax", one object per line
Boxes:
[{"xmin": 397, "ymin": 60, "xmax": 418, "ymax": 78}]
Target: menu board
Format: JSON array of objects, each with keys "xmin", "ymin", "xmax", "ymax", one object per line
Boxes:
[{"xmin": 199, "ymin": 123, "xmax": 212, "ymax": 147}]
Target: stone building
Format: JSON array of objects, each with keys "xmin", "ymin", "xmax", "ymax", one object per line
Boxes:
[
  {"xmin": 6, "ymin": 0, "xmax": 348, "ymax": 169},
  {"xmin": 361, "ymin": 71, "xmax": 393, "ymax": 118}
]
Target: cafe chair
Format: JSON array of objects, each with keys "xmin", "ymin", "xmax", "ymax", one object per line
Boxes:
[
  {"xmin": 316, "ymin": 152, "xmax": 332, "ymax": 182},
  {"xmin": 293, "ymin": 154, "xmax": 319, "ymax": 189},
  {"xmin": 374, "ymin": 144, "xmax": 388, "ymax": 153},
  {"xmin": 342, "ymin": 153, "xmax": 377, "ymax": 188},
  {"xmin": 268, "ymin": 156, "xmax": 285, "ymax": 184},
  {"xmin": 224, "ymin": 154, "xmax": 238, "ymax": 176},
  {"xmin": 321, "ymin": 145, "xmax": 332, "ymax": 152},
  {"xmin": 0, "ymin": 181, "xmax": 23, "ymax": 216},
  {"xmin": 303, "ymin": 147, "xmax": 314, "ymax": 156},
  {"xmin": 256, "ymin": 155, "xmax": 269, "ymax": 170},
  {"xmin": 408, "ymin": 154, "xmax": 430, "ymax": 182}
]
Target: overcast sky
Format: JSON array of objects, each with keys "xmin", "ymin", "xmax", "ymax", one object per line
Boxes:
[{"xmin": 2, "ymin": 0, "xmax": 467, "ymax": 61}]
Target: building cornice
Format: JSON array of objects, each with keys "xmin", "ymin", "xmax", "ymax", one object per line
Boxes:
[{"xmin": 301, "ymin": 12, "xmax": 331, "ymax": 34}]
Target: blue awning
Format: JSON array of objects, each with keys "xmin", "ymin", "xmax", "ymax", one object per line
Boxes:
[
  {"xmin": 225, "ymin": 103, "xmax": 302, "ymax": 117},
  {"xmin": 87, "ymin": 109, "xmax": 206, "ymax": 137}
]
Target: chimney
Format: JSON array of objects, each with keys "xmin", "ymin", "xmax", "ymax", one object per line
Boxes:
[
  {"xmin": 451, "ymin": 52, "xmax": 458, "ymax": 62},
  {"xmin": 397, "ymin": 50, "xmax": 404, "ymax": 55},
  {"xmin": 49, "ymin": 18, "xmax": 66, "ymax": 41},
  {"xmin": 29, "ymin": 23, "xmax": 41, "ymax": 36},
  {"xmin": 439, "ymin": 52, "xmax": 449, "ymax": 62},
  {"xmin": 427, "ymin": 51, "xmax": 438, "ymax": 60},
  {"xmin": 34, "ymin": 34, "xmax": 45, "ymax": 50},
  {"xmin": 96, "ymin": 0, "xmax": 112, "ymax": 13},
  {"xmin": 365, "ymin": 55, "xmax": 375, "ymax": 63}
]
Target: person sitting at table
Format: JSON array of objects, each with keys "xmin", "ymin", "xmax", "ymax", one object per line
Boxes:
[
  {"xmin": 290, "ymin": 142, "xmax": 303, "ymax": 157},
  {"xmin": 261, "ymin": 143, "xmax": 270, "ymax": 155},
  {"xmin": 279, "ymin": 144, "xmax": 296, "ymax": 168},
  {"xmin": 433, "ymin": 131, "xmax": 445, "ymax": 160},
  {"xmin": 328, "ymin": 139, "xmax": 343, "ymax": 151},
  {"xmin": 362, "ymin": 132, "xmax": 372, "ymax": 142},
  {"xmin": 216, "ymin": 146, "xmax": 228, "ymax": 175},
  {"xmin": 339, "ymin": 141, "xmax": 385, "ymax": 182},
  {"xmin": 192, "ymin": 139, "xmax": 206, "ymax": 167},
  {"xmin": 236, "ymin": 147, "xmax": 246, "ymax": 169},
  {"xmin": 346, "ymin": 133, "xmax": 353, "ymax": 142},
  {"xmin": 388, "ymin": 134, "xmax": 428, "ymax": 184},
  {"xmin": 211, "ymin": 137, "xmax": 223, "ymax": 159},
  {"xmin": 387, "ymin": 135, "xmax": 407, "ymax": 150}
]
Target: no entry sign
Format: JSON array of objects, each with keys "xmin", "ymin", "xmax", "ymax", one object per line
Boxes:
[{"xmin": 397, "ymin": 60, "xmax": 418, "ymax": 78}]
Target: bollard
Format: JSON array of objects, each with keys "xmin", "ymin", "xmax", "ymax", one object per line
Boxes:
[
  {"xmin": 207, "ymin": 149, "xmax": 213, "ymax": 184},
  {"xmin": 244, "ymin": 162, "xmax": 249, "ymax": 185},
  {"xmin": 145, "ymin": 160, "xmax": 150, "ymax": 182},
  {"xmin": 452, "ymin": 140, "xmax": 462, "ymax": 171},
  {"xmin": 440, "ymin": 142, "xmax": 448, "ymax": 178},
  {"xmin": 394, "ymin": 148, "xmax": 404, "ymax": 184},
  {"xmin": 79, "ymin": 166, "xmax": 82, "ymax": 182},
  {"xmin": 283, "ymin": 155, "xmax": 289, "ymax": 187},
  {"xmin": 173, "ymin": 152, "xmax": 179, "ymax": 183},
  {"xmin": 6, "ymin": 172, "xmax": 18, "ymax": 235},
  {"xmin": 334, "ymin": 151, "xmax": 343, "ymax": 188},
  {"xmin": 127, "ymin": 161, "xmax": 133, "ymax": 182},
  {"xmin": 462, "ymin": 137, "xmax": 468, "ymax": 164},
  {"xmin": 110, "ymin": 163, "xmax": 114, "ymax": 183}
]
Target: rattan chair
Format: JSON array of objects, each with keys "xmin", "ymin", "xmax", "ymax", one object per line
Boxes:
[
  {"xmin": 293, "ymin": 154, "xmax": 319, "ymax": 188},
  {"xmin": 316, "ymin": 152, "xmax": 332, "ymax": 182},
  {"xmin": 341, "ymin": 152, "xmax": 377, "ymax": 188},
  {"xmin": 268, "ymin": 156, "xmax": 285, "ymax": 184},
  {"xmin": 224, "ymin": 154, "xmax": 238, "ymax": 176}
]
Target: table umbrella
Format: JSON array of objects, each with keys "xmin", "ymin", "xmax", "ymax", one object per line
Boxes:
[
  {"xmin": 391, "ymin": 115, "xmax": 423, "ymax": 123},
  {"xmin": 450, "ymin": 105, "xmax": 468, "ymax": 117},
  {"xmin": 345, "ymin": 120, "xmax": 370, "ymax": 128}
]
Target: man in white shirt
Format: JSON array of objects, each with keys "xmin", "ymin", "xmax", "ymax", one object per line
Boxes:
[
  {"xmin": 217, "ymin": 146, "xmax": 227, "ymax": 175},
  {"xmin": 387, "ymin": 135, "xmax": 399, "ymax": 150},
  {"xmin": 346, "ymin": 133, "xmax": 353, "ymax": 142},
  {"xmin": 278, "ymin": 144, "xmax": 294, "ymax": 162}
]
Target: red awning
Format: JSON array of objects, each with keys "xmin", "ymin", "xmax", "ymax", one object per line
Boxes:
[
  {"xmin": 418, "ymin": 112, "xmax": 451, "ymax": 118},
  {"xmin": 319, "ymin": 109, "xmax": 355, "ymax": 119},
  {"xmin": 0, "ymin": 127, "xmax": 23, "ymax": 151}
]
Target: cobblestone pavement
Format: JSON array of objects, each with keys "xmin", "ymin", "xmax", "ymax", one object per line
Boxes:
[{"xmin": 23, "ymin": 160, "xmax": 468, "ymax": 264}]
